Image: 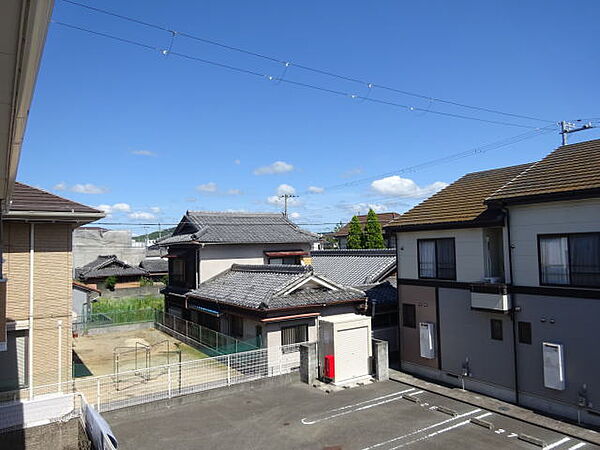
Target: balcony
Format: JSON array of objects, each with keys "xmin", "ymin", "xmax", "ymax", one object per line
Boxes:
[{"xmin": 470, "ymin": 282, "xmax": 510, "ymax": 312}]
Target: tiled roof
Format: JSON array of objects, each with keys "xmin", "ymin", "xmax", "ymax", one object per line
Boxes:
[
  {"xmin": 140, "ymin": 258, "xmax": 168, "ymax": 274},
  {"xmin": 486, "ymin": 139, "xmax": 600, "ymax": 203},
  {"xmin": 388, "ymin": 163, "xmax": 533, "ymax": 230},
  {"xmin": 358, "ymin": 277, "xmax": 398, "ymax": 305},
  {"xmin": 310, "ymin": 249, "xmax": 396, "ymax": 286},
  {"xmin": 9, "ymin": 182, "xmax": 103, "ymax": 214},
  {"xmin": 76, "ymin": 255, "xmax": 147, "ymax": 280},
  {"xmin": 161, "ymin": 211, "xmax": 319, "ymax": 246},
  {"xmin": 334, "ymin": 212, "xmax": 401, "ymax": 237},
  {"xmin": 187, "ymin": 264, "xmax": 365, "ymax": 310}
]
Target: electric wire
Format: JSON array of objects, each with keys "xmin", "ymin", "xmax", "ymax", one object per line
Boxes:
[{"xmin": 58, "ymin": 0, "xmax": 553, "ymax": 125}]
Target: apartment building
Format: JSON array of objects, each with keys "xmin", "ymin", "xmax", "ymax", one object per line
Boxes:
[
  {"xmin": 0, "ymin": 183, "xmax": 103, "ymax": 391},
  {"xmin": 388, "ymin": 139, "xmax": 600, "ymax": 426}
]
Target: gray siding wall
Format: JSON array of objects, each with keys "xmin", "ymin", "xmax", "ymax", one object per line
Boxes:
[
  {"xmin": 508, "ymin": 198, "xmax": 600, "ymax": 286},
  {"xmin": 438, "ymin": 288, "xmax": 515, "ymax": 390},
  {"xmin": 515, "ymin": 293, "xmax": 600, "ymax": 417},
  {"xmin": 396, "ymin": 228, "xmax": 486, "ymax": 282}
]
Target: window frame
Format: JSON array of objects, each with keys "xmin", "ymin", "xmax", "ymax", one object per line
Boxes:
[
  {"xmin": 417, "ymin": 238, "xmax": 456, "ymax": 281},
  {"xmin": 401, "ymin": 303, "xmax": 416, "ymax": 329},
  {"xmin": 537, "ymin": 232, "xmax": 600, "ymax": 288},
  {"xmin": 229, "ymin": 314, "xmax": 244, "ymax": 338},
  {"xmin": 281, "ymin": 324, "xmax": 309, "ymax": 347},
  {"xmin": 490, "ymin": 318, "xmax": 503, "ymax": 341},
  {"xmin": 518, "ymin": 321, "xmax": 532, "ymax": 345}
]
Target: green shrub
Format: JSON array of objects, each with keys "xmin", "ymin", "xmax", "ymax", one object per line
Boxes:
[
  {"xmin": 91, "ymin": 295, "xmax": 164, "ymax": 313},
  {"xmin": 140, "ymin": 277, "xmax": 153, "ymax": 287},
  {"xmin": 104, "ymin": 276, "xmax": 117, "ymax": 291}
]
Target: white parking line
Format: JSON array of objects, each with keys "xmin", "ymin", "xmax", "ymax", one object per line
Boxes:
[
  {"xmin": 567, "ymin": 443, "xmax": 586, "ymax": 450},
  {"xmin": 544, "ymin": 437, "xmax": 571, "ymax": 449},
  {"xmin": 407, "ymin": 390, "xmax": 424, "ymax": 396},
  {"xmin": 301, "ymin": 388, "xmax": 415, "ymax": 425},
  {"xmin": 388, "ymin": 418, "xmax": 476, "ymax": 449},
  {"xmin": 361, "ymin": 408, "xmax": 482, "ymax": 450}
]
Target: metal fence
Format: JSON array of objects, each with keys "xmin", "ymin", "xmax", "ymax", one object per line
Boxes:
[
  {"xmin": 154, "ymin": 310, "xmax": 260, "ymax": 356},
  {"xmin": 73, "ymin": 309, "xmax": 155, "ymax": 334},
  {"xmin": 0, "ymin": 342, "xmax": 309, "ymax": 414}
]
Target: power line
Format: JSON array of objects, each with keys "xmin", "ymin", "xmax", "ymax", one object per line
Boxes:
[
  {"xmin": 60, "ymin": 0, "xmax": 554, "ymax": 125},
  {"xmin": 51, "ymin": 21, "xmax": 540, "ymax": 129}
]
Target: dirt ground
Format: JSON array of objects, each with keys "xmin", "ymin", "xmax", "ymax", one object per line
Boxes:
[{"xmin": 73, "ymin": 328, "xmax": 208, "ymax": 377}]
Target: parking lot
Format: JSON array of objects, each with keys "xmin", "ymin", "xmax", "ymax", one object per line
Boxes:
[{"xmin": 104, "ymin": 379, "xmax": 596, "ymax": 449}]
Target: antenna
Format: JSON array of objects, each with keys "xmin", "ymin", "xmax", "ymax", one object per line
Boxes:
[{"xmin": 559, "ymin": 121, "xmax": 594, "ymax": 145}]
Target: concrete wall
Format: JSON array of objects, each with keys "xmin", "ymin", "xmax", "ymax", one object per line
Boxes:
[
  {"xmin": 198, "ymin": 242, "xmax": 312, "ymax": 283},
  {"xmin": 508, "ymin": 198, "xmax": 600, "ymax": 286},
  {"xmin": 438, "ymin": 287, "xmax": 515, "ymax": 390},
  {"xmin": 99, "ymin": 284, "xmax": 163, "ymax": 299},
  {"xmin": 73, "ymin": 228, "xmax": 146, "ymax": 268},
  {"xmin": 514, "ymin": 293, "xmax": 600, "ymax": 423},
  {"xmin": 396, "ymin": 228, "xmax": 487, "ymax": 282}
]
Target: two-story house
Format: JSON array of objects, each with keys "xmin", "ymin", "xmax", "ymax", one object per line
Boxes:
[
  {"xmin": 160, "ymin": 211, "xmax": 318, "ymax": 319},
  {"xmin": 0, "ymin": 183, "xmax": 104, "ymax": 392},
  {"xmin": 388, "ymin": 138, "xmax": 600, "ymax": 426},
  {"xmin": 333, "ymin": 212, "xmax": 401, "ymax": 249}
]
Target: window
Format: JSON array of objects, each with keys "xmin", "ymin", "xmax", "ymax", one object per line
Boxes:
[
  {"xmin": 518, "ymin": 321, "xmax": 532, "ymax": 345},
  {"xmin": 418, "ymin": 238, "xmax": 456, "ymax": 280},
  {"xmin": 372, "ymin": 312, "xmax": 400, "ymax": 328},
  {"xmin": 539, "ymin": 233, "xmax": 600, "ymax": 287},
  {"xmin": 402, "ymin": 303, "xmax": 416, "ymax": 328},
  {"xmin": 268, "ymin": 256, "xmax": 301, "ymax": 265},
  {"xmin": 229, "ymin": 315, "xmax": 244, "ymax": 338},
  {"xmin": 490, "ymin": 319, "xmax": 503, "ymax": 341},
  {"xmin": 281, "ymin": 324, "xmax": 308, "ymax": 346},
  {"xmin": 171, "ymin": 259, "xmax": 185, "ymax": 285}
]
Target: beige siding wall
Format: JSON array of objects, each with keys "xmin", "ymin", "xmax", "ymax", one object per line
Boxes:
[
  {"xmin": 199, "ymin": 243, "xmax": 312, "ymax": 283},
  {"xmin": 396, "ymin": 228, "xmax": 486, "ymax": 282},
  {"xmin": 3, "ymin": 222, "xmax": 74, "ymax": 388},
  {"xmin": 508, "ymin": 198, "xmax": 600, "ymax": 286}
]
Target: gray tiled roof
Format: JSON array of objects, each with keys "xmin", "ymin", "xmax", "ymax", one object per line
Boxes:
[
  {"xmin": 310, "ymin": 249, "xmax": 396, "ymax": 286},
  {"xmin": 140, "ymin": 258, "xmax": 168, "ymax": 274},
  {"xmin": 187, "ymin": 264, "xmax": 365, "ymax": 310},
  {"xmin": 358, "ymin": 277, "xmax": 398, "ymax": 305},
  {"xmin": 76, "ymin": 255, "xmax": 147, "ymax": 280},
  {"xmin": 160, "ymin": 211, "xmax": 319, "ymax": 246}
]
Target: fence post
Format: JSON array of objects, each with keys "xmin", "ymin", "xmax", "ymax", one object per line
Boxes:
[
  {"xmin": 227, "ymin": 355, "xmax": 231, "ymax": 386},
  {"xmin": 168, "ymin": 367, "xmax": 172, "ymax": 399},
  {"xmin": 96, "ymin": 379, "xmax": 101, "ymax": 412}
]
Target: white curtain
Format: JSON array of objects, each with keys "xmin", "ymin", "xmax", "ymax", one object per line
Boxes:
[
  {"xmin": 419, "ymin": 240, "xmax": 436, "ymax": 278},
  {"xmin": 540, "ymin": 236, "xmax": 569, "ymax": 284}
]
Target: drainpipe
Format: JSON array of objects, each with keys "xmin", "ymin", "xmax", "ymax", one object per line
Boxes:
[
  {"xmin": 504, "ymin": 207, "xmax": 520, "ymax": 405},
  {"xmin": 28, "ymin": 223, "xmax": 34, "ymax": 399},
  {"xmin": 57, "ymin": 319, "xmax": 62, "ymax": 391}
]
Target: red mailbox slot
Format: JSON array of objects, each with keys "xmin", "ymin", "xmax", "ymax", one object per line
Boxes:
[{"xmin": 324, "ymin": 354, "xmax": 335, "ymax": 380}]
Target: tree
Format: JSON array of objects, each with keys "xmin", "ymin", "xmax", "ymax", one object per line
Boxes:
[
  {"xmin": 363, "ymin": 209, "xmax": 386, "ymax": 249},
  {"xmin": 346, "ymin": 215, "xmax": 364, "ymax": 249},
  {"xmin": 104, "ymin": 275, "xmax": 117, "ymax": 291}
]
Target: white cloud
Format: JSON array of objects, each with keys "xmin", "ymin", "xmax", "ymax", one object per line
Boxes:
[
  {"xmin": 185, "ymin": 197, "xmax": 198, "ymax": 203},
  {"xmin": 276, "ymin": 184, "xmax": 296, "ymax": 195},
  {"xmin": 226, "ymin": 189, "xmax": 242, "ymax": 195},
  {"xmin": 234, "ymin": 159, "xmax": 241, "ymax": 165},
  {"xmin": 131, "ymin": 150, "xmax": 156, "ymax": 156},
  {"xmin": 346, "ymin": 203, "xmax": 387, "ymax": 215},
  {"xmin": 149, "ymin": 206, "xmax": 161, "ymax": 213},
  {"xmin": 341, "ymin": 167, "xmax": 363, "ymax": 178},
  {"xmin": 129, "ymin": 212, "xmax": 156, "ymax": 220},
  {"xmin": 54, "ymin": 182, "xmax": 67, "ymax": 191},
  {"xmin": 308, "ymin": 186, "xmax": 324, "ymax": 194},
  {"xmin": 253, "ymin": 161, "xmax": 294, "ymax": 175},
  {"xmin": 197, "ymin": 182, "xmax": 218, "ymax": 193},
  {"xmin": 371, "ymin": 176, "xmax": 448, "ymax": 198},
  {"xmin": 70, "ymin": 183, "xmax": 108, "ymax": 194},
  {"xmin": 290, "ymin": 212, "xmax": 301, "ymax": 219},
  {"xmin": 96, "ymin": 203, "xmax": 131, "ymax": 214}
]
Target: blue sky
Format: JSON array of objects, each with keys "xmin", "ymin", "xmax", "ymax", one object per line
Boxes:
[{"xmin": 19, "ymin": 0, "xmax": 600, "ymax": 234}]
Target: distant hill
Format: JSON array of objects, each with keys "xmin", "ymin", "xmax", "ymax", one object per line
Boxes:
[{"xmin": 133, "ymin": 227, "xmax": 175, "ymax": 243}]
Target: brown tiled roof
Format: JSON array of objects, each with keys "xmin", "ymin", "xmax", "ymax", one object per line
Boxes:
[
  {"xmin": 334, "ymin": 212, "xmax": 401, "ymax": 236},
  {"xmin": 486, "ymin": 139, "xmax": 600, "ymax": 203},
  {"xmin": 9, "ymin": 182, "xmax": 103, "ymax": 214},
  {"xmin": 388, "ymin": 163, "xmax": 533, "ymax": 230}
]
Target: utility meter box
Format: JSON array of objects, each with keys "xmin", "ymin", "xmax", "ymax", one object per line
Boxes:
[
  {"xmin": 319, "ymin": 314, "xmax": 372, "ymax": 384},
  {"xmin": 543, "ymin": 342, "xmax": 565, "ymax": 391},
  {"xmin": 419, "ymin": 322, "xmax": 436, "ymax": 359}
]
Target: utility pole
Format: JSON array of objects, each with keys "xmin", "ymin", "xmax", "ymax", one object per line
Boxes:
[
  {"xmin": 279, "ymin": 194, "xmax": 298, "ymax": 217},
  {"xmin": 560, "ymin": 121, "xmax": 594, "ymax": 146}
]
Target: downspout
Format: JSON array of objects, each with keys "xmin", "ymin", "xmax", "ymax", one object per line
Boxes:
[
  {"xmin": 504, "ymin": 207, "xmax": 520, "ymax": 405},
  {"xmin": 28, "ymin": 223, "xmax": 34, "ymax": 399}
]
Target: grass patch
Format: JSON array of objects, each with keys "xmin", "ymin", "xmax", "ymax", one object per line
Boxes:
[{"xmin": 92, "ymin": 295, "xmax": 164, "ymax": 313}]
